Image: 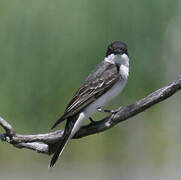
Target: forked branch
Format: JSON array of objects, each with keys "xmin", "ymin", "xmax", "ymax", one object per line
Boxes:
[{"xmin": 0, "ymin": 75, "xmax": 181, "ymax": 155}]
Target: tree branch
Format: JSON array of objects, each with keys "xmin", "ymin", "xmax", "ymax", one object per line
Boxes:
[{"xmin": 0, "ymin": 75, "xmax": 181, "ymax": 155}]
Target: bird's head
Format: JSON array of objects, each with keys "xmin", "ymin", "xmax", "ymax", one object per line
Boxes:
[{"xmin": 106, "ymin": 41, "xmax": 128, "ymax": 57}]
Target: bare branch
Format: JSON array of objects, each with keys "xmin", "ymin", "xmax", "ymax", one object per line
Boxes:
[
  {"xmin": 75, "ymin": 75, "xmax": 181, "ymax": 138},
  {"xmin": 14, "ymin": 142, "xmax": 49, "ymax": 154},
  {"xmin": 14, "ymin": 130, "xmax": 64, "ymax": 144},
  {"xmin": 0, "ymin": 116, "xmax": 15, "ymax": 136},
  {"xmin": 0, "ymin": 75, "xmax": 181, "ymax": 155}
]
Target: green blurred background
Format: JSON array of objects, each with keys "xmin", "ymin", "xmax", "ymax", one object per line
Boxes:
[{"xmin": 0, "ymin": 0, "xmax": 181, "ymax": 179}]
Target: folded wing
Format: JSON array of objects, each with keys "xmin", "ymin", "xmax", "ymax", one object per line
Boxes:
[{"xmin": 51, "ymin": 61, "xmax": 119, "ymax": 129}]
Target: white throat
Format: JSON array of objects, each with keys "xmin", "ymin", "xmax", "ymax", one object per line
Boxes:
[
  {"xmin": 104, "ymin": 53, "xmax": 129, "ymax": 79},
  {"xmin": 104, "ymin": 53, "xmax": 129, "ymax": 66}
]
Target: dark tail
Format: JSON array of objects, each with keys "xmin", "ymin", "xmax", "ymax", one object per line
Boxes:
[
  {"xmin": 49, "ymin": 116, "xmax": 78, "ymax": 168},
  {"xmin": 49, "ymin": 133, "xmax": 70, "ymax": 168}
]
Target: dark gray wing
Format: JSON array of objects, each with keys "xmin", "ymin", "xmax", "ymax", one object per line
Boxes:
[{"xmin": 51, "ymin": 61, "xmax": 119, "ymax": 129}]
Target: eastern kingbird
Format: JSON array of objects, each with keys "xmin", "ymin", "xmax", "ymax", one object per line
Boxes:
[{"xmin": 49, "ymin": 41, "xmax": 129, "ymax": 168}]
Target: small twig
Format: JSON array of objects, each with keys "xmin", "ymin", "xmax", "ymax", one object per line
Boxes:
[{"xmin": 0, "ymin": 75, "xmax": 180, "ymax": 155}]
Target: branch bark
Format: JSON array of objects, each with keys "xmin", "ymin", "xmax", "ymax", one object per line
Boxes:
[{"xmin": 0, "ymin": 75, "xmax": 181, "ymax": 155}]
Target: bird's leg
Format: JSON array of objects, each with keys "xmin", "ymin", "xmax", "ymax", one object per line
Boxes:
[
  {"xmin": 97, "ymin": 107, "xmax": 112, "ymax": 113},
  {"xmin": 97, "ymin": 106, "xmax": 123, "ymax": 115},
  {"xmin": 89, "ymin": 117, "xmax": 96, "ymax": 124}
]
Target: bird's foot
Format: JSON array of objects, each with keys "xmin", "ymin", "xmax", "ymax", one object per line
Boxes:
[
  {"xmin": 97, "ymin": 106, "xmax": 122, "ymax": 114},
  {"xmin": 97, "ymin": 107, "xmax": 113, "ymax": 113},
  {"xmin": 89, "ymin": 117, "xmax": 96, "ymax": 124},
  {"xmin": 111, "ymin": 106, "xmax": 123, "ymax": 114}
]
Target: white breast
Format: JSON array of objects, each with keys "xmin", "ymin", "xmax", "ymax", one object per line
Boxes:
[
  {"xmin": 84, "ymin": 53, "xmax": 129, "ymax": 117},
  {"xmin": 120, "ymin": 64, "xmax": 129, "ymax": 79},
  {"xmin": 83, "ymin": 78, "xmax": 127, "ymax": 117}
]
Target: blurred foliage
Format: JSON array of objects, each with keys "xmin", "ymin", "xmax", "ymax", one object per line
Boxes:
[{"xmin": 0, "ymin": 0, "xmax": 179, "ymax": 171}]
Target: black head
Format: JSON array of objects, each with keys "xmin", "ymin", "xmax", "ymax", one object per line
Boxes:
[{"xmin": 106, "ymin": 41, "xmax": 128, "ymax": 57}]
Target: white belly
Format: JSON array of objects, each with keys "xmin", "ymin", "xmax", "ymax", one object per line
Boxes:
[{"xmin": 83, "ymin": 78, "xmax": 127, "ymax": 117}]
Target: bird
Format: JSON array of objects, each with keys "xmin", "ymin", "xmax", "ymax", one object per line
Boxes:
[{"xmin": 49, "ymin": 41, "xmax": 129, "ymax": 168}]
